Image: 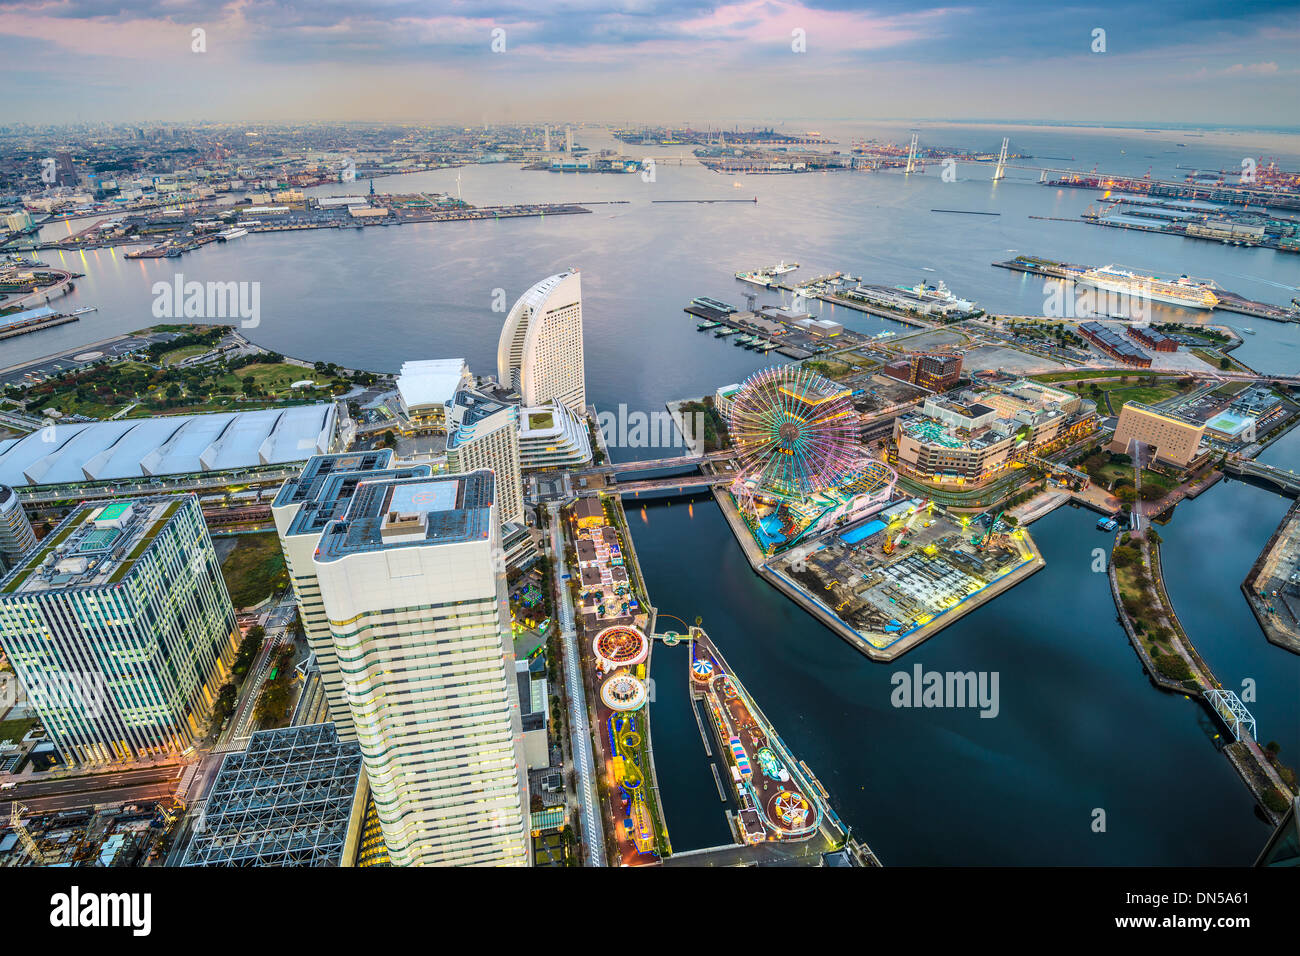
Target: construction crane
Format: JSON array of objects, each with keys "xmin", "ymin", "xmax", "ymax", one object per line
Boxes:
[
  {"xmin": 971, "ymin": 510, "xmax": 1004, "ymax": 551},
  {"xmin": 10, "ymin": 803, "xmax": 47, "ymax": 865}
]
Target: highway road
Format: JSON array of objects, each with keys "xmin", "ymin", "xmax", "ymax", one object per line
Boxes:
[
  {"xmin": 547, "ymin": 503, "xmax": 606, "ymax": 867},
  {"xmin": 2, "ymin": 781, "xmax": 178, "ymax": 817},
  {"xmin": 1, "ymin": 764, "xmax": 181, "ymax": 800}
]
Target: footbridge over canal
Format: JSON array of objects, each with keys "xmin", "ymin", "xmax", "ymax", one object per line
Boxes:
[{"xmin": 1222, "ymin": 457, "xmax": 1300, "ymax": 496}]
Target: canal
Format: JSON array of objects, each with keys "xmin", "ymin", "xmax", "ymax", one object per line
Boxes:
[{"xmin": 638, "ymin": 486, "xmax": 1292, "ymax": 865}]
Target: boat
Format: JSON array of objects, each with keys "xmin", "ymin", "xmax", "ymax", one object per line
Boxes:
[
  {"xmin": 1239, "ymin": 327, "xmax": 1256, "ymax": 335},
  {"xmin": 1097, "ymin": 517, "xmax": 1118, "ymax": 532},
  {"xmin": 896, "ymin": 279, "xmax": 977, "ymax": 312},
  {"xmin": 217, "ymin": 227, "xmax": 249, "ymax": 241},
  {"xmin": 735, "ymin": 261, "xmax": 799, "ymax": 286},
  {"xmin": 1075, "ymin": 264, "xmax": 1219, "ymax": 309}
]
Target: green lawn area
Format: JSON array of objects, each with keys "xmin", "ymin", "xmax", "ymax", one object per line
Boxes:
[
  {"xmin": 1033, "ymin": 369, "xmax": 1150, "ymax": 384},
  {"xmin": 212, "ymin": 362, "xmax": 312, "ymax": 392},
  {"xmin": 218, "ymin": 532, "xmax": 288, "ymax": 608},
  {"xmin": 159, "ymin": 344, "xmax": 210, "ymax": 366},
  {"xmin": 0, "ymin": 716, "xmax": 36, "ymax": 746},
  {"xmin": 1108, "ymin": 384, "xmax": 1182, "ymax": 408},
  {"xmin": 1190, "ymin": 347, "xmax": 1250, "ymax": 372}
]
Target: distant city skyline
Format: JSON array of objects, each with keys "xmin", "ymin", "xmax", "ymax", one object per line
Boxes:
[{"xmin": 2, "ymin": 1, "xmax": 1297, "ymax": 126}]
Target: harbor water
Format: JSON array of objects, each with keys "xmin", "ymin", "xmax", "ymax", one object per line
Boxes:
[{"xmin": 10, "ymin": 124, "xmax": 1300, "ymax": 863}]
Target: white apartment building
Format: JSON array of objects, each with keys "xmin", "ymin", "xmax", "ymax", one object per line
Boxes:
[
  {"xmin": 271, "ymin": 451, "xmax": 430, "ymax": 741},
  {"xmin": 312, "ymin": 473, "xmax": 531, "ymax": 866},
  {"xmin": 444, "ymin": 387, "xmax": 524, "ymax": 526}
]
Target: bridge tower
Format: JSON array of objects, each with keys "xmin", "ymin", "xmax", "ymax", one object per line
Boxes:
[
  {"xmin": 905, "ymin": 133, "xmax": 918, "ymax": 175},
  {"xmin": 993, "ymin": 138, "xmax": 1010, "ymax": 181}
]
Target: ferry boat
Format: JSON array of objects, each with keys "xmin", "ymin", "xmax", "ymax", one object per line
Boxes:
[
  {"xmin": 217, "ymin": 227, "xmax": 249, "ymax": 241},
  {"xmin": 1075, "ymin": 264, "xmax": 1219, "ymax": 309}
]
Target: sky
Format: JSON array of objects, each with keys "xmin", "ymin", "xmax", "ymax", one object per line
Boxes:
[{"xmin": 1, "ymin": 0, "xmax": 1298, "ymax": 127}]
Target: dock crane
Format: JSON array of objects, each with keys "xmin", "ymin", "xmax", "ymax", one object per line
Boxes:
[{"xmin": 10, "ymin": 803, "xmax": 47, "ymax": 865}]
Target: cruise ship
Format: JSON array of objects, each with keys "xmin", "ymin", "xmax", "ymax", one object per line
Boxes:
[
  {"xmin": 897, "ymin": 279, "xmax": 976, "ymax": 312},
  {"xmin": 1075, "ymin": 264, "xmax": 1219, "ymax": 309},
  {"xmin": 735, "ymin": 261, "xmax": 799, "ymax": 286}
]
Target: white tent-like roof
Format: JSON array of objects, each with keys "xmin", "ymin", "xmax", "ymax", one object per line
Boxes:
[{"xmin": 0, "ymin": 404, "xmax": 336, "ymax": 488}]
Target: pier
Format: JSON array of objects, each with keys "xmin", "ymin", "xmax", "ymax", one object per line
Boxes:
[
  {"xmin": 1241, "ymin": 497, "xmax": 1300, "ymax": 654},
  {"xmin": 676, "ymin": 626, "xmax": 874, "ymax": 862},
  {"xmin": 992, "ymin": 256, "xmax": 1300, "ymax": 324}
]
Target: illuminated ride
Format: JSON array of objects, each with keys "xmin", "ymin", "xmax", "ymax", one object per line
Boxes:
[
  {"xmin": 756, "ymin": 747, "xmax": 789, "ymax": 781},
  {"xmin": 727, "ymin": 365, "xmax": 861, "ymax": 502},
  {"xmin": 592, "ymin": 624, "xmax": 649, "ymax": 671},
  {"xmin": 769, "ymin": 789, "xmax": 813, "ymax": 831},
  {"xmin": 601, "ymin": 672, "xmax": 648, "ymax": 712},
  {"xmin": 610, "ymin": 713, "xmax": 654, "ymax": 853}
]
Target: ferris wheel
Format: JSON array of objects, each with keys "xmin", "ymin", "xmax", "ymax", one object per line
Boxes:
[{"xmin": 727, "ymin": 364, "xmax": 861, "ymax": 502}]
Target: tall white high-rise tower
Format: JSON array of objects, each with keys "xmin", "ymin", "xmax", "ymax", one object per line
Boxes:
[
  {"xmin": 312, "ymin": 472, "xmax": 531, "ymax": 866},
  {"xmin": 496, "ymin": 271, "xmax": 586, "ymax": 413}
]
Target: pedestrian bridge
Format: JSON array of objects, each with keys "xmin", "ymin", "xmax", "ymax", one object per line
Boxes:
[
  {"xmin": 1205, "ymin": 689, "xmax": 1257, "ymax": 742},
  {"xmin": 1222, "ymin": 458, "xmax": 1300, "ymax": 496}
]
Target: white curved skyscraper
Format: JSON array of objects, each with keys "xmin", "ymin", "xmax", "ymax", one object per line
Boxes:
[{"xmin": 497, "ymin": 271, "xmax": 586, "ymax": 413}]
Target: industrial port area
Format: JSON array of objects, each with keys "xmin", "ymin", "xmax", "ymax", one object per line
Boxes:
[{"xmin": 0, "ymin": 1, "xmax": 1298, "ymax": 939}]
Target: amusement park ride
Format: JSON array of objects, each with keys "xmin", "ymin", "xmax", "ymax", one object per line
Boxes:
[
  {"xmin": 689, "ymin": 630, "xmax": 826, "ymax": 846},
  {"xmin": 592, "ymin": 625, "xmax": 656, "ymax": 856},
  {"xmin": 725, "ymin": 364, "xmax": 897, "ymax": 551}
]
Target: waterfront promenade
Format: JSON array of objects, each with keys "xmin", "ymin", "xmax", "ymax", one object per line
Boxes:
[
  {"xmin": 1110, "ymin": 527, "xmax": 1295, "ymax": 824},
  {"xmin": 546, "ymin": 503, "xmax": 606, "ymax": 867}
]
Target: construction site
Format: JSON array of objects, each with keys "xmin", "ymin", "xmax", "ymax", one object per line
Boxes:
[
  {"xmin": 767, "ymin": 498, "xmax": 1044, "ymax": 660},
  {"xmin": 2, "ymin": 796, "xmax": 183, "ymax": 867}
]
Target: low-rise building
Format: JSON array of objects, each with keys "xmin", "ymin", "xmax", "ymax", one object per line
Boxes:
[
  {"xmin": 1127, "ymin": 325, "xmax": 1179, "ymax": 352},
  {"xmin": 394, "ymin": 358, "xmax": 471, "ymax": 429},
  {"xmin": 1110, "ymin": 402, "xmax": 1207, "ymax": 469},
  {"xmin": 518, "ymin": 401, "xmax": 592, "ymax": 471},
  {"xmin": 1078, "ymin": 321, "xmax": 1152, "ymax": 367},
  {"xmin": 892, "ymin": 380, "xmax": 1093, "ymax": 482}
]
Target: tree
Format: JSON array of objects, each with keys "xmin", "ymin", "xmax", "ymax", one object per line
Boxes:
[{"xmin": 1219, "ymin": 357, "xmax": 1231, "ymax": 370}]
